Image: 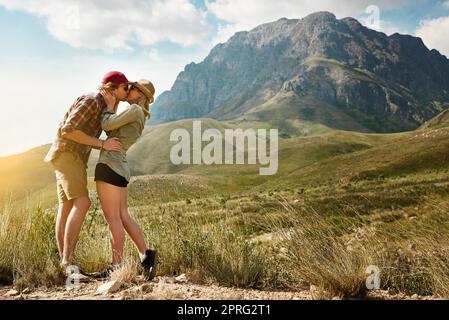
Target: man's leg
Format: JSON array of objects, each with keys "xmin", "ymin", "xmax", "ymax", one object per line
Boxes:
[
  {"xmin": 61, "ymin": 195, "xmax": 91, "ymax": 266},
  {"xmin": 52, "ymin": 152, "xmax": 89, "ymax": 266},
  {"xmin": 55, "ymin": 199, "xmax": 74, "ymax": 260}
]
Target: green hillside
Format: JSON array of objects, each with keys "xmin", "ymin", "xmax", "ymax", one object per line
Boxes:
[
  {"xmin": 419, "ymin": 107, "xmax": 449, "ymax": 130},
  {"xmin": 0, "ymin": 145, "xmax": 54, "ymax": 201},
  {"xmin": 242, "ymin": 91, "xmax": 369, "ymax": 135},
  {"xmin": 4, "ymin": 111, "xmax": 449, "ymax": 208},
  {"xmin": 126, "ymin": 118, "xmax": 406, "ymax": 192}
]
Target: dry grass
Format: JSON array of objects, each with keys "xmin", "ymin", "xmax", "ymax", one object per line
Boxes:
[
  {"xmin": 109, "ymin": 259, "xmax": 139, "ymax": 284},
  {"xmin": 0, "ymin": 197, "xmax": 63, "ymax": 290},
  {"xmin": 270, "ymin": 199, "xmax": 449, "ymax": 299},
  {"xmin": 270, "ymin": 205, "xmax": 371, "ymax": 298},
  {"xmin": 2, "ymin": 183, "xmax": 449, "ymax": 299}
]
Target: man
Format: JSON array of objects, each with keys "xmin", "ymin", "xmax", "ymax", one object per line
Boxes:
[{"xmin": 44, "ymin": 71, "xmax": 130, "ymax": 269}]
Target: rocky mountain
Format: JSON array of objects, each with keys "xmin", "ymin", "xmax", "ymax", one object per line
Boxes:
[{"xmin": 149, "ymin": 11, "xmax": 449, "ymax": 133}]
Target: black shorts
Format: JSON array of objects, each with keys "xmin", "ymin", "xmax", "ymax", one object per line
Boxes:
[{"xmin": 94, "ymin": 163, "xmax": 129, "ymax": 188}]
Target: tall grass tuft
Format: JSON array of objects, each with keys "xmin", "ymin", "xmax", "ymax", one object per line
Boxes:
[
  {"xmin": 0, "ymin": 198, "xmax": 63, "ymax": 289},
  {"xmin": 274, "ymin": 205, "xmax": 370, "ymax": 298},
  {"xmin": 136, "ymin": 208, "xmax": 270, "ymax": 288}
]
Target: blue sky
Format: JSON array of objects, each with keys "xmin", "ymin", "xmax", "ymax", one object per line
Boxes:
[{"xmin": 1, "ymin": 0, "xmax": 449, "ymax": 156}]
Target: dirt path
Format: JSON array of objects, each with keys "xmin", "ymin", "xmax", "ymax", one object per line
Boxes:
[
  {"xmin": 0, "ymin": 276, "xmax": 438, "ymax": 300},
  {"xmin": 0, "ymin": 276, "xmax": 310, "ymax": 300}
]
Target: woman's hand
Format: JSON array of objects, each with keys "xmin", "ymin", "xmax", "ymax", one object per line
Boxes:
[{"xmin": 101, "ymin": 90, "xmax": 116, "ymax": 110}]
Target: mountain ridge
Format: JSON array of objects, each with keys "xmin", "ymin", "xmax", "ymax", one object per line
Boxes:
[{"xmin": 149, "ymin": 11, "xmax": 449, "ymax": 133}]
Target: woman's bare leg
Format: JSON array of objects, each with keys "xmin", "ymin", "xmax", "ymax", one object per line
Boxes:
[
  {"xmin": 119, "ymin": 188, "xmax": 147, "ymax": 258},
  {"xmin": 96, "ymin": 180, "xmax": 125, "ymax": 265}
]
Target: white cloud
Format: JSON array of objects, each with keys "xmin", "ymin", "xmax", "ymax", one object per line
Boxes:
[
  {"xmin": 148, "ymin": 48, "xmax": 161, "ymax": 62},
  {"xmin": 416, "ymin": 16, "xmax": 449, "ymax": 57},
  {"xmin": 0, "ymin": 0, "xmax": 212, "ymax": 51},
  {"xmin": 205, "ymin": 0, "xmax": 408, "ymax": 45}
]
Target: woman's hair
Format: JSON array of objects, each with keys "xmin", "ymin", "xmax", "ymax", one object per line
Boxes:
[{"xmin": 135, "ymin": 91, "xmax": 152, "ymax": 120}]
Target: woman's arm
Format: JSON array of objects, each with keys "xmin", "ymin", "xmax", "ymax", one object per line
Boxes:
[
  {"xmin": 101, "ymin": 105, "xmax": 141, "ymax": 131},
  {"xmin": 63, "ymin": 130, "xmax": 123, "ymax": 151}
]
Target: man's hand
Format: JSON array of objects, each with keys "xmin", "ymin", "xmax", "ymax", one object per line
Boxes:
[
  {"xmin": 103, "ymin": 138, "xmax": 123, "ymax": 151},
  {"xmin": 101, "ymin": 90, "xmax": 116, "ymax": 110}
]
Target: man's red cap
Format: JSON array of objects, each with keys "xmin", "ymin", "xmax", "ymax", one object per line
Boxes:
[{"xmin": 102, "ymin": 71, "xmax": 129, "ymax": 85}]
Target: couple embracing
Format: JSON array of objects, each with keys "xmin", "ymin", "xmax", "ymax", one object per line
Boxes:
[{"xmin": 44, "ymin": 71, "xmax": 157, "ymax": 281}]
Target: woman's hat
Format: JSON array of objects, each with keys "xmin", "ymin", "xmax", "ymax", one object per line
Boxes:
[{"xmin": 132, "ymin": 79, "xmax": 155, "ymax": 104}]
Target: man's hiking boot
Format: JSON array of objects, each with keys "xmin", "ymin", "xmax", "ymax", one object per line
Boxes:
[{"xmin": 141, "ymin": 249, "xmax": 157, "ymax": 281}]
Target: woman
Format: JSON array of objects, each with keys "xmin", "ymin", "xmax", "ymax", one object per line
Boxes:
[{"xmin": 95, "ymin": 79, "xmax": 157, "ymax": 280}]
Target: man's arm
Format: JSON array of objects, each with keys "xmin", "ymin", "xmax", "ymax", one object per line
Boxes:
[
  {"xmin": 62, "ymin": 130, "xmax": 122, "ymax": 151},
  {"xmin": 60, "ymin": 96, "xmax": 122, "ymax": 151}
]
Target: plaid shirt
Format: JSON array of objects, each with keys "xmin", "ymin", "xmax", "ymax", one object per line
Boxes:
[{"xmin": 44, "ymin": 92, "xmax": 106, "ymax": 167}]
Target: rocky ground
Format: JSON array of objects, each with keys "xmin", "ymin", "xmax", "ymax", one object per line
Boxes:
[{"xmin": 0, "ymin": 275, "xmax": 439, "ymax": 300}]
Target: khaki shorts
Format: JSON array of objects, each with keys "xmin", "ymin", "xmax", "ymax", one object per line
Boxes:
[{"xmin": 51, "ymin": 152, "xmax": 88, "ymax": 203}]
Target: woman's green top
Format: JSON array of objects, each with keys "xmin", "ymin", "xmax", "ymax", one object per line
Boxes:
[{"xmin": 98, "ymin": 104, "xmax": 146, "ymax": 182}]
